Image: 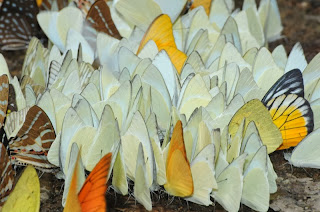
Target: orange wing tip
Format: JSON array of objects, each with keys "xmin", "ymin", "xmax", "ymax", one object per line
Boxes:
[
  {"xmin": 190, "ymin": 0, "xmax": 211, "ymax": 15},
  {"xmin": 36, "ymin": 0, "xmax": 42, "ymax": 7}
]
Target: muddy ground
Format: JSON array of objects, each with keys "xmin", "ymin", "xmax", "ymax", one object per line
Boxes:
[{"xmin": 1, "ymin": 0, "xmax": 320, "ymax": 211}]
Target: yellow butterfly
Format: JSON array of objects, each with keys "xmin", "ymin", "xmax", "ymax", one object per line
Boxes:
[{"xmin": 2, "ymin": 166, "xmax": 40, "ymax": 212}]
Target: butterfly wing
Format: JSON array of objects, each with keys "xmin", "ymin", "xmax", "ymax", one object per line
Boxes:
[
  {"xmin": 261, "ymin": 69, "xmax": 304, "ymax": 105},
  {"xmin": 267, "ymin": 94, "xmax": 314, "ymax": 150},
  {"xmin": 190, "ymin": 0, "xmax": 212, "ymax": 15},
  {"xmin": 86, "ymin": 0, "xmax": 121, "ymax": 39},
  {"xmin": 9, "ymin": 105, "xmax": 56, "ymax": 170},
  {"xmin": 74, "ymin": 0, "xmax": 96, "ymax": 15},
  {"xmin": 137, "ymin": 14, "xmax": 177, "ymax": 53},
  {"xmin": 262, "ymin": 69, "xmax": 314, "ymax": 150},
  {"xmin": 164, "ymin": 120, "xmax": 194, "ymax": 197},
  {"xmin": 137, "ymin": 14, "xmax": 187, "ymax": 73},
  {"xmin": 2, "ymin": 165, "xmax": 40, "ymax": 211},
  {"xmin": 0, "ymin": 141, "xmax": 14, "ymax": 206},
  {"xmin": 78, "ymin": 152, "xmax": 112, "ymax": 212},
  {"xmin": 37, "ymin": 0, "xmax": 69, "ymax": 11},
  {"xmin": 0, "ymin": 0, "xmax": 42, "ymax": 50},
  {"xmin": 0, "ymin": 75, "xmax": 9, "ymax": 127}
]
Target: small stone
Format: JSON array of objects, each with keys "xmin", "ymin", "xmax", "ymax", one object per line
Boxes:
[{"xmin": 283, "ymin": 179, "xmax": 290, "ymax": 185}]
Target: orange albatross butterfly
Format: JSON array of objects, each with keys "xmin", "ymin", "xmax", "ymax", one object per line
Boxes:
[
  {"xmin": 164, "ymin": 120, "xmax": 194, "ymax": 197},
  {"xmin": 137, "ymin": 14, "xmax": 187, "ymax": 74},
  {"xmin": 64, "ymin": 151, "xmax": 112, "ymax": 212}
]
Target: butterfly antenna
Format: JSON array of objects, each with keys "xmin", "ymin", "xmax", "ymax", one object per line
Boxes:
[
  {"xmin": 59, "ymin": 181, "xmax": 65, "ymax": 194},
  {"xmin": 38, "ymin": 170, "xmax": 45, "ymax": 178},
  {"xmin": 185, "ymin": 200, "xmax": 190, "ymax": 211},
  {"xmin": 167, "ymin": 195, "xmax": 175, "ymax": 205},
  {"xmin": 302, "ymin": 167, "xmax": 312, "ymax": 178}
]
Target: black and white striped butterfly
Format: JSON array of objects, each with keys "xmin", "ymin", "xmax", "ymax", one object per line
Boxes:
[{"xmin": 0, "ymin": 0, "xmax": 43, "ymax": 50}]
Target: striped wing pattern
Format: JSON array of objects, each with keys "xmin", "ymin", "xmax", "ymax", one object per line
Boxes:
[
  {"xmin": 0, "ymin": 75, "xmax": 8, "ymax": 128},
  {"xmin": 262, "ymin": 69, "xmax": 304, "ymax": 105},
  {"xmin": 9, "ymin": 105, "xmax": 56, "ymax": 171},
  {"xmin": 86, "ymin": 0, "xmax": 122, "ymax": 39},
  {"xmin": 0, "ymin": 0, "xmax": 42, "ymax": 50},
  {"xmin": 0, "ymin": 141, "xmax": 14, "ymax": 206},
  {"xmin": 263, "ymin": 69, "xmax": 314, "ymax": 150},
  {"xmin": 266, "ymin": 94, "xmax": 314, "ymax": 150}
]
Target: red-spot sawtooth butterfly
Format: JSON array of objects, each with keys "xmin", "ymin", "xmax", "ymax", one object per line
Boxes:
[{"xmin": 0, "ymin": 74, "xmax": 56, "ymax": 171}]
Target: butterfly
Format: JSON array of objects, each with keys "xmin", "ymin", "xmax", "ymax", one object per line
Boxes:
[
  {"xmin": 0, "ymin": 141, "xmax": 14, "ymax": 207},
  {"xmin": 73, "ymin": 0, "xmax": 96, "ymax": 15},
  {"xmin": 86, "ymin": 0, "xmax": 121, "ymax": 39},
  {"xmin": 63, "ymin": 143, "xmax": 112, "ymax": 212},
  {"xmin": 8, "ymin": 105, "xmax": 57, "ymax": 171},
  {"xmin": 0, "ymin": 74, "xmax": 9, "ymax": 126},
  {"xmin": 164, "ymin": 120, "xmax": 193, "ymax": 197},
  {"xmin": 185, "ymin": 0, "xmax": 212, "ymax": 15},
  {"xmin": 261, "ymin": 68, "xmax": 314, "ymax": 150},
  {"xmin": 1, "ymin": 165, "xmax": 40, "ymax": 211},
  {"xmin": 0, "ymin": 0, "xmax": 44, "ymax": 50},
  {"xmin": 36, "ymin": 0, "xmax": 69, "ymax": 11},
  {"xmin": 137, "ymin": 14, "xmax": 187, "ymax": 74}
]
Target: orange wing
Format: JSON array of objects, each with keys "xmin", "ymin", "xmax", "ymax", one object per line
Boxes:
[
  {"xmin": 262, "ymin": 69, "xmax": 314, "ymax": 150},
  {"xmin": 78, "ymin": 153, "xmax": 112, "ymax": 212},
  {"xmin": 137, "ymin": 14, "xmax": 187, "ymax": 74},
  {"xmin": 267, "ymin": 94, "xmax": 313, "ymax": 150},
  {"xmin": 164, "ymin": 120, "xmax": 193, "ymax": 197},
  {"xmin": 190, "ymin": 0, "xmax": 212, "ymax": 15},
  {"xmin": 64, "ymin": 152, "xmax": 112, "ymax": 212}
]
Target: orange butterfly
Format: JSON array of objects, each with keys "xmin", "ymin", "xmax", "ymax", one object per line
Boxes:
[
  {"xmin": 137, "ymin": 14, "xmax": 187, "ymax": 74},
  {"xmin": 164, "ymin": 120, "xmax": 193, "ymax": 197},
  {"xmin": 64, "ymin": 151, "xmax": 112, "ymax": 212}
]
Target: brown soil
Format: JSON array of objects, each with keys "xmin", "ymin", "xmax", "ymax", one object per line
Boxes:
[{"xmin": 1, "ymin": 0, "xmax": 320, "ymax": 211}]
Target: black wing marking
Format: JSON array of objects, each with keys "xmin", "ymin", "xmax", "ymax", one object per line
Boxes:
[{"xmin": 262, "ymin": 69, "xmax": 304, "ymax": 105}]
